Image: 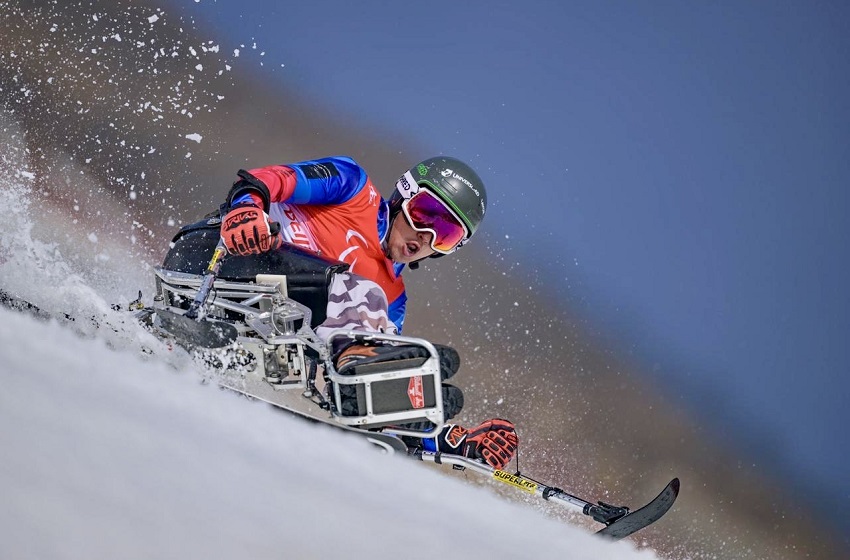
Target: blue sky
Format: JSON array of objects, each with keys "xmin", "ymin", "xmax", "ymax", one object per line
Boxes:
[{"xmin": 179, "ymin": 0, "xmax": 850, "ymax": 529}]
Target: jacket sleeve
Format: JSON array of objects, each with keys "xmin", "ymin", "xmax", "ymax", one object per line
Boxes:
[
  {"xmin": 387, "ymin": 291, "xmax": 407, "ymax": 334},
  {"xmin": 247, "ymin": 156, "xmax": 368, "ymax": 205}
]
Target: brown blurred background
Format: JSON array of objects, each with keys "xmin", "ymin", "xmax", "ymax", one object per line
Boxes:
[{"xmin": 1, "ymin": 2, "xmax": 845, "ymax": 558}]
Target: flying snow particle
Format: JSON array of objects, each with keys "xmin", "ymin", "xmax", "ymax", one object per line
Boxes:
[
  {"xmin": 88, "ymin": 233, "xmax": 99, "ymax": 243},
  {"xmin": 148, "ymin": 15, "xmax": 159, "ymax": 23},
  {"xmin": 185, "ymin": 133, "xmax": 202, "ymax": 143}
]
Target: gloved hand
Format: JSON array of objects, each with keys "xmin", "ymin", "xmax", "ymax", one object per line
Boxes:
[
  {"xmin": 220, "ymin": 204, "xmax": 281, "ymax": 256},
  {"xmin": 435, "ymin": 418, "xmax": 518, "ymax": 469}
]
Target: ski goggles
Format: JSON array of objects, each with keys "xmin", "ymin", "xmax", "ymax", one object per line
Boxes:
[{"xmin": 401, "ymin": 189, "xmax": 469, "ymax": 254}]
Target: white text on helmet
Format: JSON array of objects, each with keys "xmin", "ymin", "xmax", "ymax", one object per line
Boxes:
[
  {"xmin": 396, "ymin": 171, "xmax": 419, "ymax": 199},
  {"xmin": 441, "ymin": 168, "xmax": 479, "ymax": 197}
]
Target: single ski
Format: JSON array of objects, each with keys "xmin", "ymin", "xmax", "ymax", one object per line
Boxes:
[{"xmin": 221, "ymin": 382, "xmax": 410, "ymax": 454}]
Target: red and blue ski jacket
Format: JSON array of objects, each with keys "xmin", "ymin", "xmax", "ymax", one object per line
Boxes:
[{"xmin": 233, "ymin": 156, "xmax": 407, "ymax": 332}]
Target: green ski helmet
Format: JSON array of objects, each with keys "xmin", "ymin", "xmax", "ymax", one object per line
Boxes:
[{"xmin": 389, "ymin": 156, "xmax": 487, "ymax": 257}]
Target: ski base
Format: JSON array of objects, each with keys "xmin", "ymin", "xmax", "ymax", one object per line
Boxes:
[{"xmin": 221, "ymin": 382, "xmax": 410, "ymax": 454}]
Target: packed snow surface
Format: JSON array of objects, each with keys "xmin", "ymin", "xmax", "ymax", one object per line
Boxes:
[{"xmin": 0, "ymin": 307, "xmax": 660, "ymax": 560}]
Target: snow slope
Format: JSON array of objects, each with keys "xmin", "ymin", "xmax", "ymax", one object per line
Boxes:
[{"xmin": 0, "ymin": 309, "xmax": 661, "ymax": 560}]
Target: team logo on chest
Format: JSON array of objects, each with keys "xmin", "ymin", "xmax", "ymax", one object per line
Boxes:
[{"xmin": 338, "ymin": 229, "xmax": 369, "ymax": 268}]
